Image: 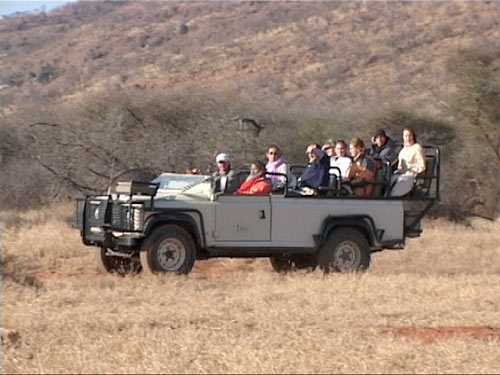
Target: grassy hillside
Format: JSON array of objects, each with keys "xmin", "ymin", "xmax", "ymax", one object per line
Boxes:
[{"xmin": 1, "ymin": 1, "xmax": 499, "ymax": 114}]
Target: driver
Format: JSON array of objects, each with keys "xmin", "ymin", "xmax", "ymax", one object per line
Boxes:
[{"xmin": 214, "ymin": 153, "xmax": 238, "ymax": 193}]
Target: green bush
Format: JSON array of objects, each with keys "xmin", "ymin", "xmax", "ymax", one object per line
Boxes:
[{"xmin": 37, "ymin": 64, "xmax": 58, "ymax": 84}]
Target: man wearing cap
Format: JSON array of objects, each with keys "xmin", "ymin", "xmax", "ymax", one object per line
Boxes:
[
  {"xmin": 214, "ymin": 153, "xmax": 238, "ymax": 194},
  {"xmin": 369, "ymin": 129, "xmax": 399, "ymax": 167}
]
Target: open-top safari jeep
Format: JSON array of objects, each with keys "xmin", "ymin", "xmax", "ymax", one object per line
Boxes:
[{"xmin": 75, "ymin": 145, "xmax": 440, "ymax": 275}]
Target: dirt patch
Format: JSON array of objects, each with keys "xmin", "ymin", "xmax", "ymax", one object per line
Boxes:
[{"xmin": 384, "ymin": 326, "xmax": 500, "ymax": 343}]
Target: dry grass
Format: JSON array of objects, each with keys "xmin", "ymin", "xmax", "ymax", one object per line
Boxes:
[{"xmin": 2, "ymin": 204, "xmax": 500, "ymax": 374}]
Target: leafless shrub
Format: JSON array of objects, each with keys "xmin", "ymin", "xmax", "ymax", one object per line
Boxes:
[
  {"xmin": 179, "ymin": 23, "xmax": 189, "ymax": 34},
  {"xmin": 88, "ymin": 47, "xmax": 108, "ymax": 60},
  {"xmin": 0, "ymin": 157, "xmax": 56, "ymax": 209},
  {"xmin": 434, "ymin": 24, "xmax": 453, "ymax": 39},
  {"xmin": 4, "ymin": 72, "xmax": 24, "ymax": 87}
]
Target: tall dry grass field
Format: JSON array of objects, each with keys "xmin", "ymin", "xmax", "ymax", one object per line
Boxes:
[{"xmin": 2, "ymin": 203, "xmax": 500, "ymax": 374}]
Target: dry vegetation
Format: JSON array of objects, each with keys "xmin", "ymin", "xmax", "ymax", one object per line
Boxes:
[
  {"xmin": 2, "ymin": 204, "xmax": 500, "ymax": 373},
  {"xmin": 1, "ymin": 1, "xmax": 500, "ymax": 114},
  {"xmin": 1, "ymin": 1, "xmax": 499, "ymax": 219}
]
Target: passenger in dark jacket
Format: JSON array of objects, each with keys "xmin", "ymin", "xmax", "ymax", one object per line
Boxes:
[
  {"xmin": 369, "ymin": 128, "xmax": 399, "ymax": 167},
  {"xmin": 297, "ymin": 144, "xmax": 330, "ymax": 189}
]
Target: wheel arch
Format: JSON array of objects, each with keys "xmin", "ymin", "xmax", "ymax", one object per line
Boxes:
[
  {"xmin": 143, "ymin": 211, "xmax": 205, "ymax": 250},
  {"xmin": 318, "ymin": 215, "xmax": 378, "ymax": 248}
]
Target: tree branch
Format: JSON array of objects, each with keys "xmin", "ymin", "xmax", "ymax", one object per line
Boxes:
[
  {"xmin": 28, "ymin": 122, "xmax": 59, "ymax": 127},
  {"xmin": 34, "ymin": 156, "xmax": 95, "ymax": 192}
]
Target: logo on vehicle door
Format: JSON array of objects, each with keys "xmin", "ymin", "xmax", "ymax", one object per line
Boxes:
[{"xmin": 236, "ymin": 224, "xmax": 248, "ymax": 232}]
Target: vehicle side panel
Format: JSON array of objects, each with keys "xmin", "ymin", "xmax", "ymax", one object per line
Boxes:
[
  {"xmin": 214, "ymin": 195, "xmax": 271, "ymax": 242},
  {"xmin": 151, "ymin": 196, "xmax": 215, "ymax": 248},
  {"xmin": 270, "ymin": 196, "xmax": 404, "ymax": 246}
]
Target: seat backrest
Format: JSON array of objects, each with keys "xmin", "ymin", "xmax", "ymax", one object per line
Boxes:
[
  {"xmin": 371, "ymin": 167, "xmax": 386, "ymax": 197},
  {"xmin": 416, "ymin": 156, "xmax": 436, "ymax": 191},
  {"xmin": 370, "ymin": 159, "xmax": 391, "ymax": 197},
  {"xmin": 328, "ymin": 173, "xmax": 337, "ymax": 189}
]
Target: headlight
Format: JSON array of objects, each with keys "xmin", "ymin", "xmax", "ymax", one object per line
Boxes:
[
  {"xmin": 132, "ymin": 204, "xmax": 144, "ymax": 231},
  {"xmin": 93, "ymin": 207, "xmax": 100, "ymax": 220}
]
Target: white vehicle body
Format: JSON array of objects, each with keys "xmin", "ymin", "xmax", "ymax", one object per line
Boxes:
[{"xmin": 76, "ymin": 145, "xmax": 439, "ymax": 274}]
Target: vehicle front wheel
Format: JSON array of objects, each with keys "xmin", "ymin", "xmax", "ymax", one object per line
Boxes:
[
  {"xmin": 318, "ymin": 228, "xmax": 370, "ymax": 273},
  {"xmin": 140, "ymin": 225, "xmax": 196, "ymax": 274},
  {"xmin": 95, "ymin": 247, "xmax": 141, "ymax": 276}
]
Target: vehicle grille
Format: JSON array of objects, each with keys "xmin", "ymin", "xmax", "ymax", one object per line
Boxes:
[
  {"xmin": 111, "ymin": 204, "xmax": 130, "ymax": 231},
  {"xmin": 111, "ymin": 203, "xmax": 144, "ymax": 231}
]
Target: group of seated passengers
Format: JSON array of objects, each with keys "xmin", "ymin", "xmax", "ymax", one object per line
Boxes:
[
  {"xmin": 298, "ymin": 127, "xmax": 426, "ymax": 197},
  {"xmin": 208, "ymin": 126, "xmax": 426, "ymax": 197},
  {"xmin": 212, "ymin": 152, "xmax": 277, "ymax": 196}
]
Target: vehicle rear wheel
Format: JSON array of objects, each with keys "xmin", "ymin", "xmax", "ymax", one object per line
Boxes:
[
  {"xmin": 318, "ymin": 228, "xmax": 370, "ymax": 273},
  {"xmin": 270, "ymin": 254, "xmax": 317, "ymax": 273},
  {"xmin": 140, "ymin": 225, "xmax": 196, "ymax": 274},
  {"xmin": 95, "ymin": 247, "xmax": 141, "ymax": 276}
]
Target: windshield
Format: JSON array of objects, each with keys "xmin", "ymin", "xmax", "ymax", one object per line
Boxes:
[{"xmin": 151, "ymin": 174, "xmax": 208, "ymax": 190}]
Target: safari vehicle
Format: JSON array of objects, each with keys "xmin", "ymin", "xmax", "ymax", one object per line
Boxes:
[{"xmin": 75, "ymin": 145, "xmax": 440, "ymax": 275}]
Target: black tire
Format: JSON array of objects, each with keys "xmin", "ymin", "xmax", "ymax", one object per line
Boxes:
[
  {"xmin": 140, "ymin": 225, "xmax": 196, "ymax": 274},
  {"xmin": 270, "ymin": 254, "xmax": 294, "ymax": 273},
  {"xmin": 270, "ymin": 254, "xmax": 317, "ymax": 273},
  {"xmin": 318, "ymin": 228, "xmax": 371, "ymax": 273},
  {"xmin": 95, "ymin": 247, "xmax": 141, "ymax": 276},
  {"xmin": 293, "ymin": 254, "xmax": 318, "ymax": 271}
]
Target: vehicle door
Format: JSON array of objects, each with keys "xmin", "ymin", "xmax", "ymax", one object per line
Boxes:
[{"xmin": 214, "ymin": 195, "xmax": 271, "ymax": 242}]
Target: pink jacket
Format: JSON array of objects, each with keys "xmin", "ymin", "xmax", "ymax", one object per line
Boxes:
[{"xmin": 266, "ymin": 157, "xmax": 287, "ymax": 188}]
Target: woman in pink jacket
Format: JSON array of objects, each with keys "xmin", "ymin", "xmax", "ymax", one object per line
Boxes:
[{"xmin": 265, "ymin": 144, "xmax": 288, "ymax": 190}]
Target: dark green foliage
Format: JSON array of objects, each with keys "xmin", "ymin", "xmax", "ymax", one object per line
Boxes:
[
  {"xmin": 37, "ymin": 64, "xmax": 58, "ymax": 84},
  {"xmin": 446, "ymin": 49, "xmax": 500, "ymax": 156},
  {"xmin": 442, "ymin": 48, "xmax": 500, "ymax": 220},
  {"xmin": 372, "ymin": 110, "xmax": 457, "ymax": 149},
  {"xmin": 5, "ymin": 72, "xmax": 24, "ymax": 87}
]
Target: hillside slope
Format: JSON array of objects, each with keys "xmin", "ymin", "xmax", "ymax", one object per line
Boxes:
[{"xmin": 1, "ymin": 1, "xmax": 499, "ymax": 116}]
